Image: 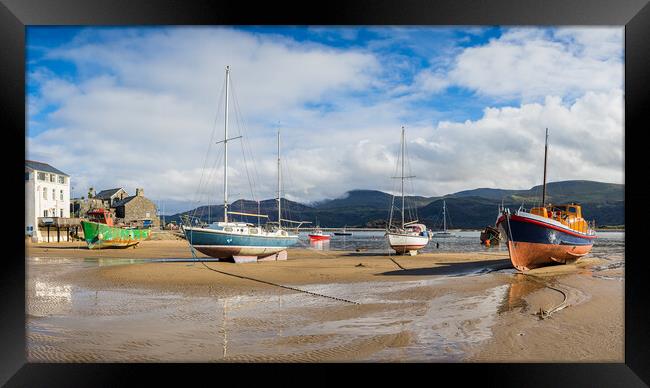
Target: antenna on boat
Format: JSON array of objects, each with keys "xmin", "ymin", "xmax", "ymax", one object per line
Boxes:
[{"xmin": 541, "ymin": 128, "xmax": 549, "ymax": 207}]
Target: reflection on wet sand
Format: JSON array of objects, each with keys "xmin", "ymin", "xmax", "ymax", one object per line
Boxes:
[
  {"xmin": 222, "ymin": 299, "xmax": 227, "ymax": 358},
  {"xmin": 309, "ymin": 239, "xmax": 330, "ymax": 251},
  {"xmin": 498, "ymin": 274, "xmax": 546, "ymax": 314}
]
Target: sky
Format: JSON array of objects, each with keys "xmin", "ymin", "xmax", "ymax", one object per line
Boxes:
[{"xmin": 26, "ymin": 26, "xmax": 624, "ymax": 214}]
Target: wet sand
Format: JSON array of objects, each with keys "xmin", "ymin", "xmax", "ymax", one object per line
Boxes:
[{"xmin": 26, "ymin": 240, "xmax": 623, "ymax": 362}]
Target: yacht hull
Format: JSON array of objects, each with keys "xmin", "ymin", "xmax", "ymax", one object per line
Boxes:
[
  {"xmin": 184, "ymin": 226, "xmax": 298, "ymax": 260},
  {"xmin": 387, "ymin": 233, "xmax": 429, "ymax": 255}
]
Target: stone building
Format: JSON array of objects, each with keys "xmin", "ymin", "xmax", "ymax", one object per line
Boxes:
[
  {"xmin": 113, "ymin": 188, "xmax": 160, "ymax": 228},
  {"xmin": 94, "ymin": 188, "xmax": 128, "ymax": 208},
  {"xmin": 70, "ymin": 197, "xmax": 108, "ymax": 218}
]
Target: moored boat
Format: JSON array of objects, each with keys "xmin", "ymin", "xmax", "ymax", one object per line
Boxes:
[
  {"xmin": 385, "ymin": 127, "xmax": 431, "ymax": 255},
  {"xmin": 496, "ymin": 129, "xmax": 596, "ymax": 271},
  {"xmin": 81, "ymin": 208, "xmax": 151, "ymax": 249},
  {"xmin": 184, "ymin": 222, "xmax": 298, "ymax": 260},
  {"xmin": 309, "ymin": 228, "xmax": 331, "ymax": 241},
  {"xmin": 333, "ymin": 226, "xmax": 352, "ymax": 236},
  {"xmin": 480, "ymin": 225, "xmax": 501, "ymax": 246},
  {"xmin": 182, "ymin": 66, "xmax": 300, "ymax": 263},
  {"xmin": 432, "ymin": 200, "xmax": 456, "ymax": 237},
  {"xmin": 496, "ymin": 204, "xmax": 596, "ymax": 270},
  {"xmin": 387, "ymin": 223, "xmax": 430, "ymax": 255}
]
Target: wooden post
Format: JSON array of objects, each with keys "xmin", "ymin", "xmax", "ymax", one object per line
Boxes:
[
  {"xmin": 57, "ymin": 226, "xmax": 60, "ymax": 242},
  {"xmin": 47, "ymin": 225, "xmax": 50, "ymax": 242}
]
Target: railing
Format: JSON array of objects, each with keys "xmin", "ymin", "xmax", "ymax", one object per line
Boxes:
[{"xmin": 37, "ymin": 217, "xmax": 82, "ymax": 227}]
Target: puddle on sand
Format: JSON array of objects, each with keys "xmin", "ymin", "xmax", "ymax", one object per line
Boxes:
[
  {"xmin": 367, "ymin": 284, "xmax": 510, "ymax": 361},
  {"xmin": 496, "ymin": 275, "xmax": 546, "ymax": 314}
]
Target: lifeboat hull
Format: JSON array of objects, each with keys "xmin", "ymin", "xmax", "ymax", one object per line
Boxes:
[{"xmin": 497, "ymin": 212, "xmax": 595, "ymax": 271}]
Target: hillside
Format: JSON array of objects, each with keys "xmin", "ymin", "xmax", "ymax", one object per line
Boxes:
[
  {"xmin": 315, "ymin": 190, "xmax": 435, "ymax": 210},
  {"xmin": 165, "ymin": 180, "xmax": 624, "ymax": 228},
  {"xmin": 450, "ymin": 180, "xmax": 623, "ymax": 204}
]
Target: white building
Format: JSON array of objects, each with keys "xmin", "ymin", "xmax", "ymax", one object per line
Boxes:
[{"xmin": 25, "ymin": 160, "xmax": 71, "ymax": 242}]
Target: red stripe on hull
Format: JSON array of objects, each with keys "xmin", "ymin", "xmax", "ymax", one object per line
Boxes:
[
  {"xmin": 508, "ymin": 214, "xmax": 596, "ymax": 240},
  {"xmin": 391, "ymin": 244, "xmax": 427, "ymax": 254},
  {"xmin": 507, "ymin": 241, "xmax": 593, "ymax": 271},
  {"xmin": 309, "ymin": 235, "xmax": 331, "ymax": 241}
]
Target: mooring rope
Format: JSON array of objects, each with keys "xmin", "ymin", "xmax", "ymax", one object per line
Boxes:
[
  {"xmin": 199, "ymin": 261, "xmax": 359, "ymax": 305},
  {"xmin": 505, "ymin": 212, "xmax": 570, "ymax": 319},
  {"xmin": 388, "ymin": 256, "xmax": 406, "ymax": 270},
  {"xmin": 521, "ymin": 273, "xmax": 569, "ymax": 319}
]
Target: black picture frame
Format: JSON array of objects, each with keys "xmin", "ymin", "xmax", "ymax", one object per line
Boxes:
[{"xmin": 2, "ymin": 0, "xmax": 648, "ymax": 386}]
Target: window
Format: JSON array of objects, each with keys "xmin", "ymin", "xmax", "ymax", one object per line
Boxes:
[
  {"xmin": 44, "ymin": 210, "xmax": 48, "ymax": 217},
  {"xmin": 50, "ymin": 174, "xmax": 56, "ymax": 183},
  {"xmin": 60, "ymin": 190, "xmax": 64, "ymax": 200},
  {"xmin": 43, "ymin": 188, "xmax": 47, "ymax": 199},
  {"xmin": 52, "ymin": 189, "xmax": 56, "ymax": 200},
  {"xmin": 60, "ymin": 209, "xmax": 63, "ymax": 217},
  {"xmin": 37, "ymin": 172, "xmax": 46, "ymax": 181},
  {"xmin": 58, "ymin": 176, "xmax": 65, "ymax": 184}
]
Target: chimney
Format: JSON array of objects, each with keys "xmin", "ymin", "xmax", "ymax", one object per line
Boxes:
[{"xmin": 136, "ymin": 188, "xmax": 144, "ymax": 197}]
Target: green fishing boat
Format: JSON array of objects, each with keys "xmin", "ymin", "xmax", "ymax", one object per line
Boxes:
[{"xmin": 81, "ymin": 209, "xmax": 151, "ymax": 249}]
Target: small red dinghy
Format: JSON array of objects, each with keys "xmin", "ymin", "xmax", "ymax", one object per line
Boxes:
[{"xmin": 308, "ymin": 228, "xmax": 331, "ymax": 241}]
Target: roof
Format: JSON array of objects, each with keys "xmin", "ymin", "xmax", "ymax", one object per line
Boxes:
[
  {"xmin": 113, "ymin": 196, "xmax": 137, "ymax": 207},
  {"xmin": 95, "ymin": 188, "xmax": 126, "ymax": 200},
  {"xmin": 25, "ymin": 160, "xmax": 69, "ymax": 177}
]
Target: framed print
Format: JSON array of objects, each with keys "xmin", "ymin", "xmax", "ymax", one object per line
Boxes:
[{"xmin": 2, "ymin": 0, "xmax": 649, "ymax": 386}]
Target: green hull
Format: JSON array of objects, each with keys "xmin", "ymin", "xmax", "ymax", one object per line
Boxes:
[{"xmin": 81, "ymin": 220, "xmax": 151, "ymax": 249}]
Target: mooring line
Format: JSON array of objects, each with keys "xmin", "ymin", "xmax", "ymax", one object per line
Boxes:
[
  {"xmin": 522, "ymin": 273, "xmax": 569, "ymax": 319},
  {"xmin": 199, "ymin": 261, "xmax": 359, "ymax": 305},
  {"xmin": 389, "ymin": 257, "xmax": 406, "ymax": 270}
]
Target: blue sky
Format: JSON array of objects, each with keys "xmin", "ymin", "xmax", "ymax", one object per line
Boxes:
[{"xmin": 26, "ymin": 26, "xmax": 624, "ymax": 213}]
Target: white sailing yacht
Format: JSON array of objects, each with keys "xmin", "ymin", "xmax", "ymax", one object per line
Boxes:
[
  {"xmin": 182, "ymin": 66, "xmax": 299, "ymax": 263},
  {"xmin": 432, "ymin": 200, "xmax": 455, "ymax": 237},
  {"xmin": 385, "ymin": 127, "xmax": 431, "ymax": 255}
]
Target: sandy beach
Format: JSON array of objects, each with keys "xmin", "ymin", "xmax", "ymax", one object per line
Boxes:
[{"xmin": 26, "ymin": 239, "xmax": 623, "ymax": 362}]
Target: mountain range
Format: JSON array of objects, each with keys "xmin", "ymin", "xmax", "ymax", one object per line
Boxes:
[{"xmin": 164, "ymin": 180, "xmax": 624, "ymax": 229}]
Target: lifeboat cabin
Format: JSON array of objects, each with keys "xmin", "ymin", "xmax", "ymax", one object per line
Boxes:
[{"xmin": 529, "ymin": 202, "xmax": 591, "ymax": 234}]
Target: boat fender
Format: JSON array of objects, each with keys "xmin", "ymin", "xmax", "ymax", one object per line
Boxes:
[{"xmin": 98, "ymin": 233, "xmax": 103, "ymax": 240}]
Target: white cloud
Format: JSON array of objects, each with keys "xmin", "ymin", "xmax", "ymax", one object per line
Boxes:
[
  {"xmin": 407, "ymin": 89, "xmax": 624, "ymax": 196},
  {"xmin": 447, "ymin": 27, "xmax": 623, "ymax": 101},
  {"xmin": 27, "ymin": 27, "xmax": 624, "ymax": 213}
]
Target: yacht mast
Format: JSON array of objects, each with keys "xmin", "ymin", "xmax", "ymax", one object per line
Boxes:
[
  {"xmin": 277, "ymin": 128, "xmax": 282, "ymax": 229},
  {"xmin": 541, "ymin": 128, "xmax": 549, "ymax": 207},
  {"xmin": 443, "ymin": 200, "xmax": 447, "ymax": 232},
  {"xmin": 223, "ymin": 65, "xmax": 230, "ymax": 223},
  {"xmin": 401, "ymin": 126, "xmax": 405, "ymax": 229}
]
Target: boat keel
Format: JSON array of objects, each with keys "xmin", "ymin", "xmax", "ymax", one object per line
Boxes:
[{"xmin": 226, "ymin": 250, "xmax": 289, "ymax": 263}]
